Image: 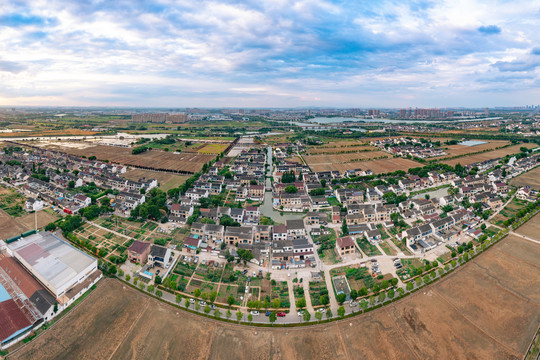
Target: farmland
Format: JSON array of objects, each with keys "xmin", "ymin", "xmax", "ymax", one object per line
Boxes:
[
  {"xmin": 12, "ymin": 233, "xmax": 539, "ymax": 360},
  {"xmin": 123, "ymin": 168, "xmax": 189, "ymax": 191},
  {"xmin": 510, "ymin": 165, "xmax": 540, "ymax": 190},
  {"xmin": 42, "ymin": 143, "xmax": 216, "ymax": 173},
  {"xmin": 0, "ymin": 208, "xmax": 59, "ymax": 239},
  {"xmin": 515, "ymin": 212, "xmax": 540, "ymax": 240},
  {"xmin": 301, "ymin": 153, "xmax": 422, "ymax": 173},
  {"xmin": 432, "ymin": 140, "xmax": 509, "ymax": 159},
  {"xmin": 197, "ymin": 143, "xmax": 229, "ymax": 154},
  {"xmin": 444, "ymin": 143, "xmax": 538, "ymax": 167}
]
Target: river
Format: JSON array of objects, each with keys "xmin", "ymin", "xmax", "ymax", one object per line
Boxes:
[{"xmin": 291, "ymin": 116, "xmax": 503, "ymax": 125}]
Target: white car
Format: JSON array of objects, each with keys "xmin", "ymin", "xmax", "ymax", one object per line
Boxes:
[
  {"xmin": 349, "ymin": 301, "xmax": 358, "ymax": 307},
  {"xmin": 250, "ymin": 311, "xmax": 259, "ymax": 316},
  {"xmin": 316, "ymin": 308, "xmax": 325, "ymax": 313},
  {"xmin": 245, "ymin": 286, "xmax": 249, "ymax": 294},
  {"xmin": 199, "ymin": 301, "xmax": 206, "ymax": 306},
  {"xmin": 297, "ymin": 311, "xmax": 304, "ymax": 317},
  {"xmin": 189, "ymin": 298, "xmax": 195, "ymax": 304}
]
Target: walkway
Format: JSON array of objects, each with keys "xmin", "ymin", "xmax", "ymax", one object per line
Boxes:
[
  {"xmin": 287, "ymin": 279, "xmax": 297, "ymax": 315},
  {"xmin": 509, "ymin": 231, "xmax": 540, "ymax": 245},
  {"xmin": 302, "ymin": 277, "xmax": 315, "ymax": 313}
]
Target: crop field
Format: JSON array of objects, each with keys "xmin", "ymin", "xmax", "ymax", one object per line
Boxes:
[
  {"xmin": 123, "ymin": 168, "xmax": 189, "ymax": 191},
  {"xmin": 10, "ymin": 233, "xmax": 540, "ymax": 360},
  {"xmin": 44, "ymin": 143, "xmax": 216, "ymax": 173},
  {"xmin": 510, "ymin": 165, "xmax": 540, "ymax": 190},
  {"xmin": 0, "ymin": 208, "xmax": 59, "ymax": 239},
  {"xmin": 0, "ymin": 129, "xmax": 98, "ymax": 137},
  {"xmin": 444, "ymin": 143, "xmax": 538, "ymax": 166},
  {"xmin": 515, "ymin": 212, "xmax": 540, "ymax": 240},
  {"xmin": 306, "ymin": 156, "xmax": 423, "ymax": 173},
  {"xmin": 432, "ymin": 140, "xmax": 509, "ymax": 158},
  {"xmin": 197, "ymin": 143, "xmax": 229, "ymax": 154},
  {"xmin": 0, "ymin": 186, "xmax": 25, "ymax": 217},
  {"xmin": 305, "ymin": 140, "xmax": 378, "ymax": 155},
  {"xmin": 490, "ymin": 197, "xmax": 529, "ymax": 226}
]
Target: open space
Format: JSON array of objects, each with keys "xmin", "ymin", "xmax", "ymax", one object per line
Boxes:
[
  {"xmin": 123, "ymin": 168, "xmax": 189, "ymax": 191},
  {"xmin": 301, "ymin": 154, "xmax": 422, "ymax": 173},
  {"xmin": 9, "ymin": 233, "xmax": 540, "ymax": 360},
  {"xmin": 443, "ymin": 143, "xmax": 538, "ymax": 167},
  {"xmin": 510, "ymin": 165, "xmax": 540, "ymax": 190},
  {"xmin": 40, "ymin": 142, "xmax": 217, "ymax": 173}
]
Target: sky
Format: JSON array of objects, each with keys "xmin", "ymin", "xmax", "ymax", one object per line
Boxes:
[{"xmin": 0, "ymin": 0, "xmax": 539, "ymax": 108}]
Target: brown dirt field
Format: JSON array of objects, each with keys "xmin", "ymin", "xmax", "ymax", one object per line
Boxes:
[
  {"xmin": 433, "ymin": 140, "xmax": 509, "ymax": 158},
  {"xmin": 515, "ymin": 212, "xmax": 540, "ymax": 243},
  {"xmin": 0, "ymin": 209, "xmax": 59, "ymax": 239},
  {"xmin": 307, "ymin": 145, "xmax": 377, "ymax": 155},
  {"xmin": 444, "ymin": 143, "xmax": 538, "ymax": 166},
  {"xmin": 123, "ymin": 168, "xmax": 189, "ymax": 191},
  {"xmin": 304, "ymin": 151, "xmax": 389, "ymax": 166},
  {"xmin": 510, "ymin": 166, "xmax": 540, "ymax": 190},
  {"xmin": 10, "ymin": 235, "xmax": 539, "ymax": 360},
  {"xmin": 45, "ymin": 144, "xmax": 215, "ymax": 173},
  {"xmin": 308, "ymin": 156, "xmax": 422, "ymax": 174},
  {"xmin": 0, "ymin": 129, "xmax": 98, "ymax": 137}
]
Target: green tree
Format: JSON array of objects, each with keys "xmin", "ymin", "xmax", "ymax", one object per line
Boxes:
[
  {"xmin": 360, "ymin": 299, "xmax": 368, "ymax": 311},
  {"xmin": 380, "ymin": 280, "xmax": 389, "ymax": 289},
  {"xmin": 193, "ymin": 288, "xmax": 201, "ymax": 299},
  {"xmin": 336, "ymin": 293, "xmax": 346, "ymax": 304},
  {"xmin": 406, "ymin": 281, "xmax": 414, "ymax": 291},
  {"xmin": 296, "ymin": 298, "xmax": 306, "ymax": 309},
  {"xmin": 272, "ymin": 298, "xmax": 281, "ymax": 309},
  {"xmin": 303, "ymin": 310, "xmax": 311, "ymax": 322},
  {"xmin": 326, "ymin": 308, "xmax": 333, "ymax": 319},
  {"xmin": 337, "ymin": 306, "xmax": 345, "ymax": 318},
  {"xmin": 204, "ymin": 305, "xmax": 211, "ymax": 314},
  {"xmin": 236, "ymin": 310, "xmax": 243, "ymax": 322},
  {"xmin": 214, "ymin": 309, "xmax": 221, "ymax": 319},
  {"xmin": 209, "ymin": 291, "xmax": 217, "ymax": 303},
  {"xmin": 227, "ymin": 295, "xmax": 235, "ymax": 307},
  {"xmin": 247, "ymin": 313, "xmax": 253, "ymax": 323},
  {"xmin": 226, "ymin": 309, "xmax": 232, "ymax": 320},
  {"xmin": 378, "ymin": 291, "xmax": 386, "ymax": 303},
  {"xmin": 269, "ymin": 311, "xmax": 277, "ymax": 324},
  {"xmin": 388, "ymin": 289, "xmax": 395, "ymax": 299},
  {"xmin": 284, "ymin": 185, "xmax": 298, "ymax": 194},
  {"xmin": 341, "ymin": 221, "xmax": 348, "ymax": 235},
  {"xmin": 319, "ymin": 294, "xmax": 329, "ymax": 306},
  {"xmin": 184, "ymin": 298, "xmax": 190, "ymax": 309},
  {"xmin": 176, "ymin": 294, "xmax": 182, "ymax": 304}
]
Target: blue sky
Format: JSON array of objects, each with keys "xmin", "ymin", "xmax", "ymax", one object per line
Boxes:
[{"xmin": 0, "ymin": 0, "xmax": 539, "ymax": 107}]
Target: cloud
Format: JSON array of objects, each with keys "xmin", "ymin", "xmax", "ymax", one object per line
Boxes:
[
  {"xmin": 477, "ymin": 25, "xmax": 502, "ymax": 35},
  {"xmin": 0, "ymin": 0, "xmax": 538, "ymax": 107}
]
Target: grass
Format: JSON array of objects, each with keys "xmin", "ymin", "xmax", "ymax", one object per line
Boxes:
[
  {"xmin": 380, "ymin": 240, "xmax": 397, "ymax": 256},
  {"xmin": 327, "ymin": 197, "xmax": 342, "ymax": 207},
  {"xmin": 308, "ymin": 280, "xmax": 329, "ymax": 306}
]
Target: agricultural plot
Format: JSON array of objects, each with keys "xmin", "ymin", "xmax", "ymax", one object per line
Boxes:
[
  {"xmin": 396, "ymin": 258, "xmax": 425, "ymax": 281},
  {"xmin": 356, "ymin": 237, "xmax": 382, "ymax": 256},
  {"xmin": 304, "ymin": 154, "xmax": 423, "ymax": 173},
  {"xmin": 42, "ymin": 143, "xmax": 217, "ymax": 173},
  {"xmin": 123, "ymin": 168, "xmax": 189, "ymax": 191},
  {"xmin": 510, "ymin": 165, "xmax": 540, "ymax": 190},
  {"xmin": 431, "ymin": 140, "xmax": 509, "ymax": 159},
  {"xmin": 379, "ymin": 240, "xmax": 397, "ymax": 256},
  {"xmin": 308, "ymin": 280, "xmax": 329, "ymax": 307},
  {"xmin": 306, "ymin": 143, "xmax": 378, "ymax": 155},
  {"xmin": 0, "ymin": 208, "xmax": 59, "ymax": 239},
  {"xmin": 515, "ymin": 212, "xmax": 540, "ymax": 240},
  {"xmin": 0, "ymin": 186, "xmax": 25, "ymax": 217},
  {"xmin": 73, "ymin": 223, "xmax": 132, "ymax": 263},
  {"xmin": 11, "ymin": 235, "xmax": 540, "ymax": 360},
  {"xmin": 491, "ymin": 197, "xmax": 530, "ymax": 226},
  {"xmin": 330, "ymin": 265, "xmax": 375, "ymax": 292},
  {"xmin": 444, "ymin": 143, "xmax": 537, "ymax": 167},
  {"xmin": 197, "ymin": 143, "xmax": 229, "ymax": 154}
]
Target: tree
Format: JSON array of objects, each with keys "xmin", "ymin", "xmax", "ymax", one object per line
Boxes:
[
  {"xmin": 272, "ymin": 298, "xmax": 281, "ymax": 309},
  {"xmin": 201, "ymin": 292, "xmax": 208, "ymax": 301},
  {"xmin": 360, "ymin": 299, "xmax": 368, "ymax": 311},
  {"xmin": 226, "ymin": 309, "xmax": 232, "ymax": 320},
  {"xmin": 237, "ymin": 248, "xmax": 254, "ymax": 264},
  {"xmin": 68, "ymin": 180, "xmax": 75, "ymax": 189},
  {"xmin": 284, "ymin": 185, "xmax": 298, "ymax": 194},
  {"xmin": 378, "ymin": 291, "xmax": 386, "ymax": 303},
  {"xmin": 315, "ymin": 311, "xmax": 323, "ymax": 322},
  {"xmin": 193, "ymin": 288, "xmax": 201, "ymax": 299},
  {"xmin": 337, "ymin": 306, "xmax": 345, "ymax": 318},
  {"xmin": 53, "ymin": 302, "xmax": 58, "ymax": 313},
  {"xmin": 236, "ymin": 310, "xmax": 243, "ymax": 322},
  {"xmin": 336, "ymin": 293, "xmax": 346, "ymax": 304},
  {"xmin": 247, "ymin": 313, "xmax": 253, "ymax": 323},
  {"xmin": 380, "ymin": 280, "xmax": 389, "ymax": 289},
  {"xmin": 341, "ymin": 221, "xmax": 348, "ymax": 235},
  {"xmin": 204, "ymin": 305, "xmax": 211, "ymax": 314},
  {"xmin": 227, "ymin": 295, "xmax": 235, "ymax": 307},
  {"xmin": 388, "ymin": 289, "xmax": 395, "ymax": 299},
  {"xmin": 176, "ymin": 294, "xmax": 182, "ymax": 304},
  {"xmin": 214, "ymin": 309, "xmax": 221, "ymax": 319},
  {"xmin": 319, "ymin": 294, "xmax": 329, "ymax": 306},
  {"xmin": 269, "ymin": 311, "xmax": 277, "ymax": 325},
  {"xmin": 406, "ymin": 281, "xmax": 414, "ymax": 291},
  {"xmin": 390, "ymin": 278, "xmax": 398, "ymax": 287},
  {"xmin": 108, "ymin": 265, "xmax": 117, "ymax": 275},
  {"xmin": 303, "ymin": 310, "xmax": 311, "ymax": 322},
  {"xmin": 296, "ymin": 298, "xmax": 306, "ymax": 309},
  {"xmin": 156, "ymin": 290, "xmax": 163, "ymax": 298},
  {"xmin": 209, "ymin": 291, "xmax": 217, "ymax": 303},
  {"xmin": 326, "ymin": 308, "xmax": 333, "ymax": 319}
]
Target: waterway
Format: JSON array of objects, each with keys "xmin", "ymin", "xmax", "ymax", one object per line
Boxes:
[
  {"xmin": 259, "ymin": 145, "xmax": 303, "ymax": 223},
  {"xmin": 291, "ymin": 116, "xmax": 503, "ymax": 125}
]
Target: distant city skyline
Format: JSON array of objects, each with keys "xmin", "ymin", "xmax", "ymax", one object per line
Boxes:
[{"xmin": 0, "ymin": 0, "xmax": 539, "ymax": 107}]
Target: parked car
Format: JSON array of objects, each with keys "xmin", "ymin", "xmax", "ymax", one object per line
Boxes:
[
  {"xmin": 277, "ymin": 312, "xmax": 286, "ymax": 317},
  {"xmin": 199, "ymin": 301, "xmax": 206, "ymax": 306},
  {"xmin": 189, "ymin": 298, "xmax": 195, "ymax": 304},
  {"xmin": 210, "ymin": 304, "xmax": 216, "ymax": 310},
  {"xmin": 349, "ymin": 301, "xmax": 358, "ymax": 307},
  {"xmin": 297, "ymin": 311, "xmax": 304, "ymax": 317},
  {"xmin": 265, "ymin": 311, "xmax": 272, "ymax": 316},
  {"xmin": 241, "ymin": 269, "xmax": 248, "ymax": 275},
  {"xmin": 250, "ymin": 311, "xmax": 259, "ymax": 316},
  {"xmin": 316, "ymin": 308, "xmax": 325, "ymax": 313}
]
